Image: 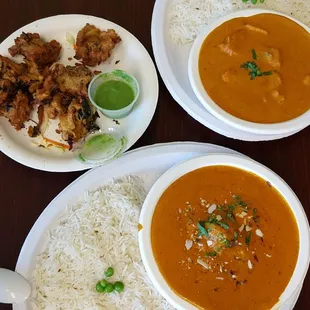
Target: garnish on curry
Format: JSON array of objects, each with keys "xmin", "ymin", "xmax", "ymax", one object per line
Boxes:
[
  {"xmin": 199, "ymin": 13, "xmax": 310, "ymax": 123},
  {"xmin": 151, "ymin": 166, "xmax": 299, "ymax": 310}
]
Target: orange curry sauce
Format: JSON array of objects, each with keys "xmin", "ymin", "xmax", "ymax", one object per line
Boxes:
[
  {"xmin": 199, "ymin": 14, "xmax": 310, "ymax": 123},
  {"xmin": 151, "ymin": 166, "xmax": 299, "ymax": 310}
]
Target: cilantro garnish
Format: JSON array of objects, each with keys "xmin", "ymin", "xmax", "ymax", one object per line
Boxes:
[
  {"xmin": 197, "ymin": 221, "xmax": 209, "ymax": 237},
  {"xmin": 240, "ymin": 49, "xmax": 273, "ymax": 80}
]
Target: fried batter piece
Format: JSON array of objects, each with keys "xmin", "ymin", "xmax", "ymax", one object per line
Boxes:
[
  {"xmin": 59, "ymin": 98, "xmax": 88, "ymax": 141},
  {"xmin": 35, "ymin": 75, "xmax": 57, "ymax": 102},
  {"xmin": 0, "ymin": 80, "xmax": 15, "ymax": 106},
  {"xmin": 45, "ymin": 93, "xmax": 68, "ymax": 119},
  {"xmin": 0, "ymin": 90, "xmax": 30, "ymax": 130},
  {"xmin": 50, "ymin": 63, "xmax": 93, "ymax": 96},
  {"xmin": 19, "ymin": 60, "xmax": 47, "ymax": 94},
  {"xmin": 74, "ymin": 24, "xmax": 121, "ymax": 66},
  {"xmin": 9, "ymin": 32, "xmax": 61, "ymax": 67},
  {"xmin": 0, "ymin": 55, "xmax": 26, "ymax": 83},
  {"xmin": 38, "ymin": 96, "xmax": 98, "ymax": 142}
]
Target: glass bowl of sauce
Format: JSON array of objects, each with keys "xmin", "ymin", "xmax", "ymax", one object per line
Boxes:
[{"xmin": 88, "ymin": 70, "xmax": 140, "ymax": 119}]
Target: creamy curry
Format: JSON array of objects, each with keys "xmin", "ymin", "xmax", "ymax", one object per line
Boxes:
[
  {"xmin": 199, "ymin": 14, "xmax": 310, "ymax": 123},
  {"xmin": 151, "ymin": 166, "xmax": 299, "ymax": 310}
]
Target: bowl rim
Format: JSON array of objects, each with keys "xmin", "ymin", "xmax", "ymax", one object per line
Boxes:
[
  {"xmin": 138, "ymin": 153, "xmax": 310, "ymax": 310},
  {"xmin": 188, "ymin": 8, "xmax": 310, "ymax": 135}
]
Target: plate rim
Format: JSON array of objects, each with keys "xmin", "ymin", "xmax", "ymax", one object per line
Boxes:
[{"xmin": 0, "ymin": 13, "xmax": 159, "ymax": 172}]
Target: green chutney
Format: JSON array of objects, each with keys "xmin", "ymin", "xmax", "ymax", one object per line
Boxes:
[{"xmin": 94, "ymin": 80, "xmax": 135, "ymax": 110}]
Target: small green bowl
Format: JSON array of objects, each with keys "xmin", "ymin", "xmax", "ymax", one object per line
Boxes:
[{"xmin": 88, "ymin": 70, "xmax": 140, "ymax": 119}]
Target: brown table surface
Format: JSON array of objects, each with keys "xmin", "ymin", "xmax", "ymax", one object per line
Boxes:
[{"xmin": 0, "ymin": 0, "xmax": 309, "ymax": 309}]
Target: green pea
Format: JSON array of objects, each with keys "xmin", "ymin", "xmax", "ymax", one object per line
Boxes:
[
  {"xmin": 114, "ymin": 281, "xmax": 124, "ymax": 292},
  {"xmin": 100, "ymin": 279, "xmax": 108, "ymax": 288},
  {"xmin": 96, "ymin": 282, "xmax": 105, "ymax": 293},
  {"xmin": 251, "ymin": 0, "xmax": 258, "ymax": 4},
  {"xmin": 104, "ymin": 283, "xmax": 114, "ymax": 293},
  {"xmin": 105, "ymin": 267, "xmax": 114, "ymax": 277}
]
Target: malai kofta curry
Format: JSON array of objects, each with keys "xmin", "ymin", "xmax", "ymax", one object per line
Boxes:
[
  {"xmin": 199, "ymin": 14, "xmax": 310, "ymax": 123},
  {"xmin": 151, "ymin": 166, "xmax": 299, "ymax": 310}
]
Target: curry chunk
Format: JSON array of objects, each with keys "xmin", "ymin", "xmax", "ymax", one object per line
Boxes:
[
  {"xmin": 265, "ymin": 72, "xmax": 282, "ymax": 90},
  {"xmin": 244, "ymin": 24, "xmax": 268, "ymax": 36},
  {"xmin": 270, "ymin": 90, "xmax": 285, "ymax": 103},
  {"xmin": 222, "ymin": 69, "xmax": 238, "ymax": 83},
  {"xmin": 262, "ymin": 48, "xmax": 281, "ymax": 69},
  {"xmin": 218, "ymin": 30, "xmax": 246, "ymax": 56},
  {"xmin": 303, "ymin": 75, "xmax": 310, "ymax": 86}
]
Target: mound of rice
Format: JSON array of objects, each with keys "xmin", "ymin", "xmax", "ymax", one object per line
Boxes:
[
  {"xmin": 169, "ymin": 0, "xmax": 310, "ymax": 44},
  {"xmin": 32, "ymin": 176, "xmax": 173, "ymax": 310}
]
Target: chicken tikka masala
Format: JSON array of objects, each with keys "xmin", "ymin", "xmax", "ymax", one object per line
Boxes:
[
  {"xmin": 151, "ymin": 166, "xmax": 299, "ymax": 310},
  {"xmin": 199, "ymin": 13, "xmax": 310, "ymax": 123}
]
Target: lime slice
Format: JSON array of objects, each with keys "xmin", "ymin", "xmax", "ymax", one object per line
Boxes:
[{"xmin": 76, "ymin": 133, "xmax": 126, "ymax": 165}]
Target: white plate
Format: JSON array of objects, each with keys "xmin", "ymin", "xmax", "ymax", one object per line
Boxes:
[
  {"xmin": 14, "ymin": 142, "xmax": 301, "ymax": 310},
  {"xmin": 0, "ymin": 14, "xmax": 158, "ymax": 172},
  {"xmin": 151, "ymin": 0, "xmax": 304, "ymax": 141}
]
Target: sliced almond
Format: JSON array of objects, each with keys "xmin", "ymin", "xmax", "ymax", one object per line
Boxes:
[
  {"xmin": 239, "ymin": 224, "xmax": 245, "ymax": 232},
  {"xmin": 208, "ymin": 204, "xmax": 217, "ymax": 214}
]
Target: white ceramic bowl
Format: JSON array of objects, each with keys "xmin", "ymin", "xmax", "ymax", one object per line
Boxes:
[
  {"xmin": 139, "ymin": 154, "xmax": 310, "ymax": 310},
  {"xmin": 188, "ymin": 9, "xmax": 310, "ymax": 136}
]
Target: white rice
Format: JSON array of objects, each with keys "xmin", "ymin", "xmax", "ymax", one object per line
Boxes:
[
  {"xmin": 169, "ymin": 0, "xmax": 310, "ymax": 44},
  {"xmin": 31, "ymin": 176, "xmax": 173, "ymax": 310}
]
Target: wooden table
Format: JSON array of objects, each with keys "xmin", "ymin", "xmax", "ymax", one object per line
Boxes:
[{"xmin": 0, "ymin": 0, "xmax": 309, "ymax": 309}]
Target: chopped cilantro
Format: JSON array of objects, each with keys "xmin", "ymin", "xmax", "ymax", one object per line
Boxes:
[
  {"xmin": 240, "ymin": 55, "xmax": 273, "ymax": 81},
  {"xmin": 197, "ymin": 221, "xmax": 209, "ymax": 237},
  {"xmin": 234, "ymin": 231, "xmax": 239, "ymax": 241},
  {"xmin": 208, "ymin": 216, "xmax": 217, "ymax": 224},
  {"xmin": 233, "ymin": 195, "xmax": 247, "ymax": 208},
  {"xmin": 217, "ymin": 221, "xmax": 229, "ymax": 230},
  {"xmin": 208, "ymin": 216, "xmax": 229, "ymax": 230},
  {"xmin": 223, "ymin": 239, "xmax": 232, "ymax": 247},
  {"xmin": 218, "ymin": 233, "xmax": 225, "ymax": 240},
  {"xmin": 226, "ymin": 212, "xmax": 235, "ymax": 222},
  {"xmin": 253, "ymin": 208, "xmax": 257, "ymax": 216},
  {"xmin": 206, "ymin": 251, "xmax": 217, "ymax": 257},
  {"xmin": 245, "ymin": 232, "xmax": 252, "ymax": 246},
  {"xmin": 228, "ymin": 204, "xmax": 235, "ymax": 211}
]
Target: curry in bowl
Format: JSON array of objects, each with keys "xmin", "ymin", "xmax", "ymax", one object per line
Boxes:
[
  {"xmin": 198, "ymin": 13, "xmax": 310, "ymax": 123},
  {"xmin": 151, "ymin": 165, "xmax": 299, "ymax": 309}
]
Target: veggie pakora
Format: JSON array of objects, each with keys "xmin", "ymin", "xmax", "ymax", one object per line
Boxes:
[
  {"xmin": 9, "ymin": 32, "xmax": 61, "ymax": 67},
  {"xmin": 74, "ymin": 24, "xmax": 121, "ymax": 66}
]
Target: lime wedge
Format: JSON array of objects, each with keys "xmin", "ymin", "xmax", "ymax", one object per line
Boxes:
[{"xmin": 76, "ymin": 133, "xmax": 126, "ymax": 165}]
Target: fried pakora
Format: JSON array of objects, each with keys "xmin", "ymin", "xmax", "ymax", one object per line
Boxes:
[
  {"xmin": 1, "ymin": 26, "xmax": 105, "ymax": 149},
  {"xmin": 74, "ymin": 24, "xmax": 121, "ymax": 66},
  {"xmin": 0, "ymin": 55, "xmax": 26, "ymax": 83},
  {"xmin": 51, "ymin": 63, "xmax": 93, "ymax": 96},
  {"xmin": 0, "ymin": 90, "xmax": 30, "ymax": 130},
  {"xmin": 9, "ymin": 32, "xmax": 61, "ymax": 67}
]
